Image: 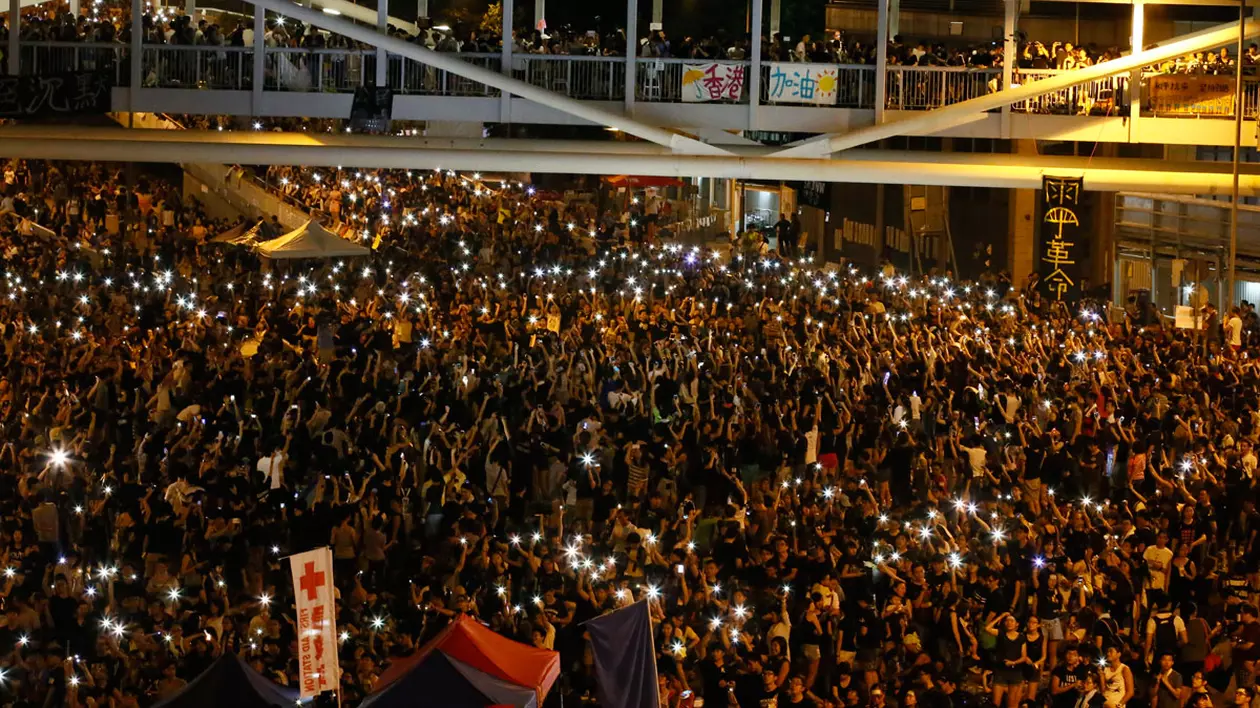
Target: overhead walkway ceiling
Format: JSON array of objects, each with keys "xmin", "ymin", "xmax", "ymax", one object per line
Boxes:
[{"xmin": 7, "ymin": 125, "xmax": 1260, "ymax": 195}]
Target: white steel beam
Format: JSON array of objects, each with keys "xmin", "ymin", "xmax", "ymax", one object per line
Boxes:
[
  {"xmin": 773, "ymin": 16, "xmax": 1260, "ymax": 158},
  {"xmin": 875, "ymin": 0, "xmax": 888, "ymax": 125},
  {"xmin": 500, "ymin": 0, "xmax": 512, "ymax": 122},
  {"xmin": 374, "ymin": 0, "xmax": 387, "ymax": 87},
  {"xmin": 749, "ymin": 0, "xmax": 763, "ymax": 128},
  {"xmin": 6, "ymin": 0, "xmax": 16, "ymax": 76},
  {"xmin": 625, "ymin": 0, "xmax": 637, "ymax": 114},
  {"xmin": 1130, "ymin": 1, "xmax": 1144, "ymax": 126},
  {"xmin": 251, "ymin": 0, "xmax": 729, "ymax": 156},
  {"xmin": 3, "ymin": 126, "xmax": 1260, "ymax": 196},
  {"xmin": 1001, "ymin": 0, "xmax": 1016, "ymax": 138}
]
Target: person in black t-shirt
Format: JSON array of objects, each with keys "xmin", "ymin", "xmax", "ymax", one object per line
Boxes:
[
  {"xmin": 780, "ymin": 675, "xmax": 818, "ymax": 708},
  {"xmin": 1051, "ymin": 646, "xmax": 1089, "ymax": 708}
]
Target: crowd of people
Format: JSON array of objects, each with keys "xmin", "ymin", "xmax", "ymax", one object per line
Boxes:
[
  {"xmin": 11, "ymin": 2, "xmax": 1249, "ymax": 69},
  {"xmin": 0, "ymin": 154, "xmax": 1257, "ymax": 708},
  {"xmin": 11, "ymin": 1, "xmax": 1260, "ymax": 110}
]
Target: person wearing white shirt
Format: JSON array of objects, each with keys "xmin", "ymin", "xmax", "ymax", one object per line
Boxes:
[
  {"xmin": 1228, "ymin": 307, "xmax": 1244, "ymax": 349},
  {"xmin": 256, "ymin": 446, "xmax": 287, "ymax": 491},
  {"xmin": 1242, "ymin": 439, "xmax": 1257, "ymax": 477},
  {"xmin": 793, "ymin": 34, "xmax": 810, "ymax": 62},
  {"xmin": 956, "ymin": 434, "xmax": 989, "ymax": 479},
  {"xmin": 998, "ymin": 390, "xmax": 1021, "ymax": 424},
  {"xmin": 1143, "ymin": 532, "xmax": 1174, "ymax": 591}
]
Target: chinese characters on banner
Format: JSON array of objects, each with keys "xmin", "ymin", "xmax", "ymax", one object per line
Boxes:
[
  {"xmin": 1147, "ymin": 75, "xmax": 1235, "ymax": 116},
  {"xmin": 0, "ymin": 71, "xmax": 111, "ymax": 119},
  {"xmin": 1039, "ymin": 176, "xmax": 1089, "ymax": 302},
  {"xmin": 289, "ymin": 548, "xmax": 339, "ymax": 699},
  {"xmin": 765, "ymin": 63, "xmax": 840, "ymax": 105},
  {"xmin": 681, "ymin": 63, "xmax": 745, "ymax": 102}
]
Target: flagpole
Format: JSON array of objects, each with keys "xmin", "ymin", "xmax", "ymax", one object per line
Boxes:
[
  {"xmin": 644, "ymin": 599, "xmax": 661, "ymax": 707},
  {"xmin": 328, "ymin": 546, "xmax": 342, "ymax": 708}
]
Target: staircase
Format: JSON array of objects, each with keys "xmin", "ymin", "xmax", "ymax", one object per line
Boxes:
[{"xmin": 109, "ymin": 112, "xmax": 310, "ymax": 230}]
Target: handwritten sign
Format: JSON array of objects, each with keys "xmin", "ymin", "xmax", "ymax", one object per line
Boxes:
[
  {"xmin": 681, "ymin": 62, "xmax": 745, "ymax": 103},
  {"xmin": 765, "ymin": 63, "xmax": 840, "ymax": 106},
  {"xmin": 1039, "ymin": 177, "xmax": 1088, "ymax": 302},
  {"xmin": 0, "ymin": 71, "xmax": 111, "ymax": 119},
  {"xmin": 1148, "ymin": 75, "xmax": 1234, "ymax": 116}
]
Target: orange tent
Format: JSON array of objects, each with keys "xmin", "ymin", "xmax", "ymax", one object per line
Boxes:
[{"xmin": 370, "ymin": 615, "xmax": 560, "ymax": 706}]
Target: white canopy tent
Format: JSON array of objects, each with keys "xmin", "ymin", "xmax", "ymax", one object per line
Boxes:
[{"xmin": 255, "ymin": 220, "xmax": 370, "ymax": 259}]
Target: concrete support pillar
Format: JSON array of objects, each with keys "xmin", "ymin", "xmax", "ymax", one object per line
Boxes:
[
  {"xmin": 375, "ymin": 0, "xmax": 387, "ymax": 86},
  {"xmin": 624, "ymin": 0, "xmax": 636, "ymax": 113},
  {"xmin": 651, "ymin": 0, "xmax": 661, "ymax": 27},
  {"xmin": 749, "ymin": 0, "xmax": 762, "ymax": 129},
  {"xmin": 416, "ymin": 0, "xmax": 427, "ymax": 19},
  {"xmin": 252, "ymin": 6, "xmax": 264, "ymax": 111},
  {"xmin": 1092, "ymin": 142, "xmax": 1119, "ymax": 291},
  {"xmin": 500, "ymin": 0, "xmax": 513, "ymax": 121},
  {"xmin": 1001, "ymin": 0, "xmax": 1016, "ymax": 138},
  {"xmin": 874, "ymin": 0, "xmax": 888, "ymax": 123},
  {"xmin": 1130, "ymin": 1, "xmax": 1144, "ymax": 126},
  {"xmin": 1009, "ymin": 138, "xmax": 1038, "ymax": 286},
  {"xmin": 888, "ymin": 0, "xmax": 899, "ymax": 39},
  {"xmin": 875, "ymin": 183, "xmax": 886, "ymax": 241},
  {"xmin": 7, "ymin": 0, "xmax": 18, "ymax": 76},
  {"xmin": 69, "ymin": 0, "xmax": 79, "ymax": 18},
  {"xmin": 1095, "ymin": 192, "xmax": 1118, "ymax": 290},
  {"xmin": 534, "ymin": 0, "xmax": 544, "ymax": 31},
  {"xmin": 184, "ymin": 0, "xmax": 194, "ymax": 18},
  {"xmin": 130, "ymin": 0, "xmax": 142, "ymax": 99},
  {"xmin": 769, "ymin": 0, "xmax": 780, "ymax": 37}
]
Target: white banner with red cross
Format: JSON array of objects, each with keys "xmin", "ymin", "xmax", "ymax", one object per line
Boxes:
[{"xmin": 289, "ymin": 547, "xmax": 339, "ymax": 698}]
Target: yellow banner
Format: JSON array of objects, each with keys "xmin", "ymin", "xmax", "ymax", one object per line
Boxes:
[{"xmin": 1148, "ymin": 75, "xmax": 1235, "ymax": 116}]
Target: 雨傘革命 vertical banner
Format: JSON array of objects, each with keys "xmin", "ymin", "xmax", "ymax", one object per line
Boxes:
[{"xmin": 1039, "ymin": 176, "xmax": 1089, "ymax": 302}]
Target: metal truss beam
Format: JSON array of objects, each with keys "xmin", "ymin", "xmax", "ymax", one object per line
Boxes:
[
  {"xmin": 248, "ymin": 0, "xmax": 730, "ymax": 156},
  {"xmin": 772, "ymin": 16, "xmax": 1260, "ymax": 158}
]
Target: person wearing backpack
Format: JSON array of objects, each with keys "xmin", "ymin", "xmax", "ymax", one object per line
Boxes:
[
  {"xmin": 1177, "ymin": 601, "xmax": 1213, "ymax": 679},
  {"xmin": 1144, "ymin": 594, "xmax": 1186, "ymax": 668}
]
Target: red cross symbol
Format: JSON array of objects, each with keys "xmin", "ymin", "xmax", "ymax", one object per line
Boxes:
[{"xmin": 299, "ymin": 561, "xmax": 325, "ymax": 602}]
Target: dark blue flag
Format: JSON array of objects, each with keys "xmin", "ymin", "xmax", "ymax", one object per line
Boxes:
[{"xmin": 584, "ymin": 601, "xmax": 660, "ymax": 708}]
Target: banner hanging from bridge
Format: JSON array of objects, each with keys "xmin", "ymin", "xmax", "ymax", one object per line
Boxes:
[
  {"xmin": 1147, "ymin": 75, "xmax": 1234, "ymax": 116},
  {"xmin": 0, "ymin": 71, "xmax": 111, "ymax": 119},
  {"xmin": 1038, "ymin": 176, "xmax": 1089, "ymax": 302},
  {"xmin": 681, "ymin": 63, "xmax": 745, "ymax": 102},
  {"xmin": 765, "ymin": 63, "xmax": 840, "ymax": 105}
]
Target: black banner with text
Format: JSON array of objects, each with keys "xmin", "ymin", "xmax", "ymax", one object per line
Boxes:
[
  {"xmin": 1038, "ymin": 176, "xmax": 1089, "ymax": 302},
  {"xmin": 0, "ymin": 71, "xmax": 112, "ymax": 119}
]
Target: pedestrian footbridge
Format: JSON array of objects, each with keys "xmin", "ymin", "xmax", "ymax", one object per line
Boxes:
[{"xmin": 15, "ymin": 41, "xmax": 1260, "ymax": 147}]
